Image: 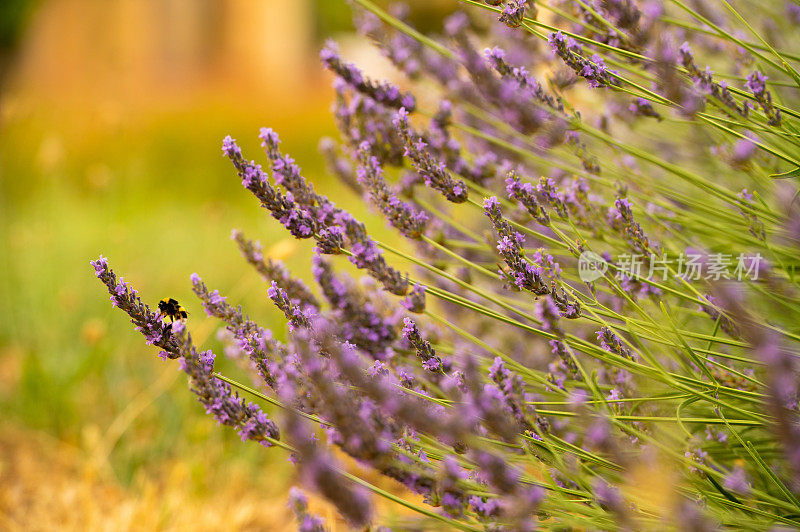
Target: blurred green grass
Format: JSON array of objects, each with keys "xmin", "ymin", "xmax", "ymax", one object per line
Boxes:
[{"xmin": 0, "ymin": 92, "xmax": 388, "ymax": 492}]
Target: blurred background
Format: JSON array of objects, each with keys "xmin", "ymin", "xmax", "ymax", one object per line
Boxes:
[{"xmin": 0, "ymin": 0, "xmax": 450, "ymax": 528}]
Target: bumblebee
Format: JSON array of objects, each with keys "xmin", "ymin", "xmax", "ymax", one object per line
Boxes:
[{"xmin": 158, "ymin": 298, "xmax": 188, "ymax": 322}]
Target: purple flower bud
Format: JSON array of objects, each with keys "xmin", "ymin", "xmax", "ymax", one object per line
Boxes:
[
  {"xmin": 400, "ymin": 283, "xmax": 426, "ymax": 313},
  {"xmin": 395, "ymin": 109, "xmax": 468, "ymax": 203},
  {"xmin": 549, "ymin": 31, "xmax": 617, "ymax": 89},
  {"xmin": 356, "ymin": 142, "xmax": 428, "ymax": 238},
  {"xmin": 745, "ymin": 70, "xmax": 767, "ymax": 95},
  {"xmin": 321, "ymin": 40, "xmax": 416, "ymax": 111},
  {"xmin": 506, "ymin": 173, "xmax": 550, "ymax": 225},
  {"xmin": 499, "ymin": 0, "xmax": 529, "ymax": 28},
  {"xmin": 597, "ymin": 327, "xmax": 634, "ymax": 360},
  {"xmin": 402, "ymin": 317, "xmax": 443, "ymax": 372}
]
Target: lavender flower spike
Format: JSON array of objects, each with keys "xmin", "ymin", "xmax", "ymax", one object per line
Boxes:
[
  {"xmin": 288, "ymin": 487, "xmax": 329, "ymax": 532},
  {"xmin": 746, "ymin": 70, "xmax": 781, "ymax": 126},
  {"xmin": 356, "ymin": 141, "xmax": 428, "ymax": 238},
  {"xmin": 394, "ymin": 108, "xmax": 468, "ymax": 203},
  {"xmin": 506, "ymin": 172, "xmax": 550, "ymax": 226},
  {"xmin": 191, "ymin": 272, "xmax": 288, "ymax": 390},
  {"xmin": 548, "ymin": 31, "xmax": 617, "ymax": 89},
  {"xmin": 400, "ymin": 282, "xmax": 426, "ymax": 314},
  {"xmin": 268, "ymin": 281, "xmax": 313, "ymax": 331},
  {"xmin": 489, "ymin": 356, "xmax": 547, "ymax": 433},
  {"xmin": 222, "ymin": 135, "xmax": 317, "ymax": 239},
  {"xmin": 320, "ymin": 40, "xmax": 416, "ymax": 111},
  {"xmin": 597, "ymin": 326, "xmax": 634, "ymax": 360},
  {"xmin": 402, "ymin": 317, "xmax": 443, "ymax": 372},
  {"xmin": 92, "ymin": 255, "xmax": 178, "ymax": 354},
  {"xmin": 92, "ymin": 257, "xmax": 280, "ymax": 447},
  {"xmin": 499, "ymin": 0, "xmax": 533, "ymax": 28},
  {"xmin": 484, "ymin": 196, "xmax": 549, "ymax": 295}
]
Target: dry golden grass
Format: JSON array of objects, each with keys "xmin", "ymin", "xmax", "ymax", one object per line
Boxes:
[
  {"xmin": 0, "ymin": 422, "xmax": 299, "ymax": 531},
  {"xmin": 0, "ymin": 421, "xmax": 415, "ymax": 531},
  {"xmin": 0, "ymin": 420, "xmax": 454, "ymax": 531}
]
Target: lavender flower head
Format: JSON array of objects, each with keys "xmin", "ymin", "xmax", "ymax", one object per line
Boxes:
[
  {"xmin": 93, "ymin": 6, "xmax": 800, "ymax": 530},
  {"xmin": 499, "ymin": 0, "xmax": 531, "ymax": 28},
  {"xmin": 93, "ymin": 257, "xmax": 280, "ymax": 447},
  {"xmin": 321, "ymin": 40, "xmax": 416, "ymax": 111},
  {"xmin": 222, "ymin": 135, "xmax": 317, "ymax": 239},
  {"xmin": 288, "ymin": 487, "xmax": 329, "ymax": 532},
  {"xmin": 506, "ymin": 173, "xmax": 550, "ymax": 225},
  {"xmin": 402, "ymin": 317, "xmax": 443, "ymax": 372},
  {"xmin": 549, "ymin": 31, "xmax": 618, "ymax": 88},
  {"xmin": 394, "ymin": 108, "xmax": 468, "ymax": 203},
  {"xmin": 356, "ymin": 140, "xmax": 428, "ymax": 238}
]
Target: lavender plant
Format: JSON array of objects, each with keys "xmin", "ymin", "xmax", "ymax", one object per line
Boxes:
[{"xmin": 94, "ymin": 1, "xmax": 800, "ymax": 529}]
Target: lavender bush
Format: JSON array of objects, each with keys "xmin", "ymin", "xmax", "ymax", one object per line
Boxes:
[{"xmin": 94, "ymin": 1, "xmax": 800, "ymax": 529}]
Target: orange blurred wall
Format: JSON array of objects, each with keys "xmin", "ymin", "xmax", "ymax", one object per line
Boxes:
[{"xmin": 10, "ymin": 0, "xmax": 315, "ymax": 104}]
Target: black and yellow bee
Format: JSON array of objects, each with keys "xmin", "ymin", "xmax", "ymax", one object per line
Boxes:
[{"xmin": 158, "ymin": 298, "xmax": 188, "ymax": 322}]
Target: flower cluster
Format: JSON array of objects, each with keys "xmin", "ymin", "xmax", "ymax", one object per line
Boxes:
[
  {"xmin": 745, "ymin": 70, "xmax": 782, "ymax": 126},
  {"xmin": 679, "ymin": 42, "xmax": 749, "ymax": 117},
  {"xmin": 505, "ymin": 172, "xmax": 550, "ymax": 226},
  {"xmin": 548, "ymin": 31, "xmax": 618, "ymax": 89},
  {"xmin": 94, "ymin": 258, "xmax": 280, "ymax": 446},
  {"xmin": 484, "ymin": 196, "xmax": 549, "ymax": 294},
  {"xmin": 402, "ymin": 317, "xmax": 443, "ymax": 372},
  {"xmin": 96, "ymin": 3, "xmax": 800, "ymax": 530},
  {"xmin": 321, "ymin": 40, "xmax": 416, "ymax": 111},
  {"xmin": 394, "ymin": 108, "xmax": 469, "ymax": 203},
  {"xmin": 355, "ymin": 141, "xmax": 428, "ymax": 238}
]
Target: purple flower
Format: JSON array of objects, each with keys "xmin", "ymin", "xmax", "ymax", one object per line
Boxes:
[
  {"xmin": 534, "ymin": 297, "xmax": 562, "ymax": 334},
  {"xmin": 488, "ymin": 357, "xmax": 546, "ymax": 433},
  {"xmin": 597, "ymin": 327, "xmax": 634, "ymax": 360},
  {"xmin": 222, "ymin": 136, "xmax": 318, "ymax": 240},
  {"xmin": 394, "ymin": 109, "xmax": 468, "ymax": 203},
  {"xmin": 499, "ymin": 0, "xmax": 530, "ymax": 28},
  {"xmin": 485, "ymin": 196, "xmax": 551, "ymax": 295},
  {"xmin": 312, "ymin": 254, "xmax": 397, "ymax": 359},
  {"xmin": 268, "ymin": 281, "xmax": 313, "ymax": 331},
  {"xmin": 745, "ymin": 71, "xmax": 781, "ymax": 125},
  {"xmin": 221, "ymin": 135, "xmax": 242, "ymax": 159},
  {"xmin": 321, "ymin": 40, "xmax": 416, "ymax": 111},
  {"xmin": 550, "ymin": 340, "xmax": 579, "ymax": 378},
  {"xmin": 288, "ymin": 487, "xmax": 328, "ymax": 532},
  {"xmin": 400, "ymin": 283, "xmax": 426, "ymax": 313},
  {"xmin": 607, "ymin": 196, "xmax": 654, "ymax": 253},
  {"xmin": 469, "ymin": 495, "xmax": 500, "ymax": 518},
  {"xmin": 735, "ymin": 190, "xmax": 766, "ymax": 242},
  {"xmin": 91, "ymin": 255, "xmax": 108, "ymax": 277},
  {"xmin": 723, "ymin": 466, "xmax": 750, "ymax": 495},
  {"xmin": 549, "ymin": 31, "xmax": 617, "ymax": 89},
  {"xmin": 506, "ymin": 173, "xmax": 550, "ymax": 225},
  {"xmin": 486, "ymin": 46, "xmax": 505, "ymax": 65},
  {"xmin": 94, "ymin": 257, "xmax": 280, "ymax": 448},
  {"xmin": 283, "ymin": 410, "xmax": 373, "ymax": 526},
  {"xmin": 745, "ymin": 71, "xmax": 767, "ymax": 95},
  {"xmin": 536, "ymin": 178, "xmax": 568, "ymax": 218},
  {"xmin": 629, "ymin": 97, "xmax": 662, "ymax": 120},
  {"xmin": 402, "ymin": 317, "xmax": 442, "ymax": 372},
  {"xmin": 356, "ymin": 141, "xmax": 428, "ymax": 238},
  {"xmin": 592, "ymin": 478, "xmax": 625, "ymax": 513}
]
